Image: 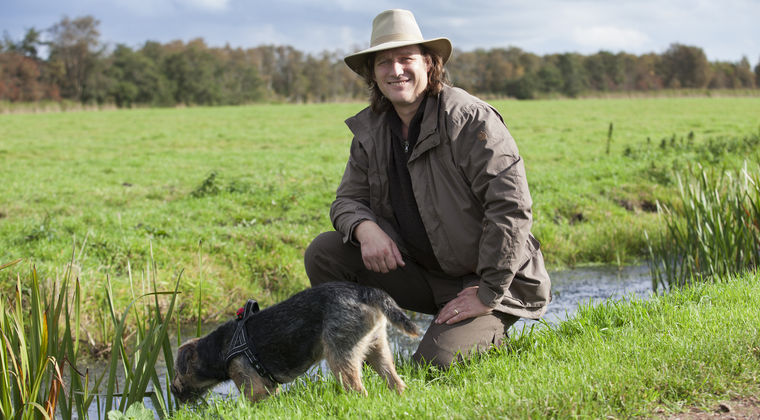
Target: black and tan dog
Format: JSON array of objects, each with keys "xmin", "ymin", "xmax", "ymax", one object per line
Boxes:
[{"xmin": 171, "ymin": 282, "xmax": 420, "ymax": 403}]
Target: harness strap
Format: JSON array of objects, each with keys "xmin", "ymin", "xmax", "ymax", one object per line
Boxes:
[{"xmin": 225, "ymin": 300, "xmax": 279, "ymax": 384}]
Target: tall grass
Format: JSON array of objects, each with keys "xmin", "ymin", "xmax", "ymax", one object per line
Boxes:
[
  {"xmin": 0, "ymin": 253, "xmax": 184, "ymax": 419},
  {"xmin": 647, "ymin": 163, "xmax": 760, "ymax": 290}
]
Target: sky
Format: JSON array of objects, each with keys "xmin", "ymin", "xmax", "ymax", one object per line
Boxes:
[{"xmin": 2, "ymin": 0, "xmax": 759, "ymax": 66}]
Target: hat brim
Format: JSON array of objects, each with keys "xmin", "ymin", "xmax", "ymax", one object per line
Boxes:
[{"xmin": 344, "ymin": 37, "xmax": 452, "ymax": 78}]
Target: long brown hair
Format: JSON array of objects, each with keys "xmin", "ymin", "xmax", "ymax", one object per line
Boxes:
[{"xmin": 362, "ymin": 45, "xmax": 449, "ymax": 114}]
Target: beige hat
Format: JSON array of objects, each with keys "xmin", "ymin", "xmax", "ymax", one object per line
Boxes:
[{"xmin": 344, "ymin": 9, "xmax": 452, "ymax": 77}]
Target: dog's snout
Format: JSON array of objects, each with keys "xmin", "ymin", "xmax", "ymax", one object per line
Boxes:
[{"xmin": 170, "ymin": 380, "xmax": 183, "ymax": 398}]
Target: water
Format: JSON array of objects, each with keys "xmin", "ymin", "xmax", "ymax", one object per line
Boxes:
[
  {"xmin": 86, "ymin": 265, "xmax": 654, "ymax": 416},
  {"xmin": 518, "ymin": 263, "xmax": 654, "ymax": 327}
]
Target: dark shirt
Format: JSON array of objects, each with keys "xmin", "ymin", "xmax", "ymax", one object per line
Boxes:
[{"xmin": 387, "ymin": 97, "xmax": 442, "ymax": 271}]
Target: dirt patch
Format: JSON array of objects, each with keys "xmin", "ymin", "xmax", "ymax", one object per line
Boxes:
[
  {"xmin": 616, "ymin": 198, "xmax": 659, "ymax": 213},
  {"xmin": 662, "ymin": 397, "xmax": 760, "ymax": 419}
]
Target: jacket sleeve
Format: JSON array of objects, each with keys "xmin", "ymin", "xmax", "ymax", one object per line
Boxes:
[
  {"xmin": 330, "ymin": 136, "xmax": 377, "ymax": 245},
  {"xmin": 449, "ymin": 103, "xmax": 534, "ymax": 308}
]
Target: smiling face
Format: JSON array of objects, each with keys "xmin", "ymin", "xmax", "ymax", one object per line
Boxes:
[{"xmin": 372, "ymin": 45, "xmax": 431, "ymax": 115}]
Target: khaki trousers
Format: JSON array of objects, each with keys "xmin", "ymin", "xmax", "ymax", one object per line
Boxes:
[{"xmin": 304, "ymin": 231, "xmax": 518, "ymax": 368}]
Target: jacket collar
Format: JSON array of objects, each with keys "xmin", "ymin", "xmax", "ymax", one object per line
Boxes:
[{"xmin": 345, "ymin": 90, "xmax": 442, "ymax": 162}]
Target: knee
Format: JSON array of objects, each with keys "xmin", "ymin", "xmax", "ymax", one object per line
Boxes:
[
  {"xmin": 411, "ymin": 313, "xmax": 517, "ymax": 369},
  {"xmin": 304, "ymin": 231, "xmax": 350, "ymax": 287},
  {"xmin": 412, "ymin": 345, "xmax": 457, "ymax": 370}
]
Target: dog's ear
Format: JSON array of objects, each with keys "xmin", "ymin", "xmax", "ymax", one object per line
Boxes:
[{"xmin": 175, "ymin": 339, "xmax": 199, "ymax": 375}]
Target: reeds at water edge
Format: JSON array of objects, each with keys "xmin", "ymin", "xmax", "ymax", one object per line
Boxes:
[
  {"xmin": 1, "ymin": 253, "xmax": 186, "ymax": 419},
  {"xmin": 647, "ymin": 163, "xmax": 760, "ymax": 290}
]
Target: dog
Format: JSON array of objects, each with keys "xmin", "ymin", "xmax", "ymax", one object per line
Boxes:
[{"xmin": 170, "ymin": 282, "xmax": 420, "ymax": 403}]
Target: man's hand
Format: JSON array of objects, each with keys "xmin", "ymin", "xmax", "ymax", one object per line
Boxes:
[
  {"xmin": 435, "ymin": 286, "xmax": 492, "ymax": 325},
  {"xmin": 354, "ymin": 220, "xmax": 405, "ymax": 273}
]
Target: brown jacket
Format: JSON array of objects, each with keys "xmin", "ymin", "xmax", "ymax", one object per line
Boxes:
[{"xmin": 330, "ymin": 86, "xmax": 551, "ymax": 319}]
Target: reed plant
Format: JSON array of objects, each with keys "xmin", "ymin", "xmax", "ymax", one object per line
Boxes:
[
  {"xmin": 0, "ymin": 253, "xmax": 184, "ymax": 419},
  {"xmin": 0, "ymin": 260, "xmax": 63, "ymax": 419},
  {"xmin": 647, "ymin": 163, "xmax": 760, "ymax": 290}
]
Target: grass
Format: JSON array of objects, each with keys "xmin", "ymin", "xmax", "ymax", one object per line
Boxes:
[
  {"xmin": 166, "ymin": 268, "xmax": 760, "ymax": 419},
  {"xmin": 647, "ymin": 164, "xmax": 760, "ymax": 290},
  {"xmin": 1, "ymin": 97, "xmax": 759, "ymax": 332}
]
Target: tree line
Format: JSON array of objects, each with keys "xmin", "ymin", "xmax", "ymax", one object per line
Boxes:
[{"xmin": 2, "ymin": 16, "xmax": 759, "ymax": 106}]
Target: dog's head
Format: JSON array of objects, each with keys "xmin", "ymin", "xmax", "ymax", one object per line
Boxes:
[{"xmin": 171, "ymin": 338, "xmax": 221, "ymax": 403}]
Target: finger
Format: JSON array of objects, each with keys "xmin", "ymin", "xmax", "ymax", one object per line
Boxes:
[
  {"xmin": 384, "ymin": 252, "xmax": 400, "ymax": 271},
  {"xmin": 366, "ymin": 257, "xmax": 381, "ymax": 273},
  {"xmin": 435, "ymin": 304, "xmax": 459, "ymax": 324},
  {"xmin": 391, "ymin": 244, "xmax": 405, "ymax": 267},
  {"xmin": 445, "ymin": 310, "xmax": 465, "ymax": 324},
  {"xmin": 457, "ymin": 286, "xmax": 477, "ymax": 297},
  {"xmin": 434, "ymin": 310, "xmax": 448, "ymax": 324},
  {"xmin": 434, "ymin": 301, "xmax": 453, "ymax": 323}
]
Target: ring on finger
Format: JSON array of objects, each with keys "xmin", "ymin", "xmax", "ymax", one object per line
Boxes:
[{"xmin": 453, "ymin": 308, "xmax": 459, "ymax": 315}]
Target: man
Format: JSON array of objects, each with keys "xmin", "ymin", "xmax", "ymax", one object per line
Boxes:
[{"xmin": 305, "ymin": 9, "xmax": 551, "ymax": 368}]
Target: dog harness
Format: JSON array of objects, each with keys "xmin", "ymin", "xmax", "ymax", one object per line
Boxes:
[{"xmin": 225, "ymin": 299, "xmax": 279, "ymax": 384}]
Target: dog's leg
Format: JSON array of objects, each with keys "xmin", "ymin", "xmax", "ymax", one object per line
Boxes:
[
  {"xmin": 228, "ymin": 357, "xmax": 278, "ymax": 403},
  {"xmin": 365, "ymin": 324, "xmax": 406, "ymax": 394},
  {"xmin": 325, "ymin": 353, "xmax": 367, "ymax": 395}
]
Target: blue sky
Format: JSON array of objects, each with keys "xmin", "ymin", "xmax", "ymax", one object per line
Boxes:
[{"xmin": 3, "ymin": 0, "xmax": 759, "ymax": 65}]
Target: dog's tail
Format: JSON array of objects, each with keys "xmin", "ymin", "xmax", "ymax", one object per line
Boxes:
[{"xmin": 361, "ymin": 287, "xmax": 420, "ymax": 337}]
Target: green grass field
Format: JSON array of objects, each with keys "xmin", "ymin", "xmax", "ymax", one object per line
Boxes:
[{"xmin": 1, "ymin": 97, "xmax": 759, "ymax": 328}]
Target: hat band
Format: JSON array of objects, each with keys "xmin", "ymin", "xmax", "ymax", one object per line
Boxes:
[{"xmin": 371, "ymin": 33, "xmax": 423, "ymax": 47}]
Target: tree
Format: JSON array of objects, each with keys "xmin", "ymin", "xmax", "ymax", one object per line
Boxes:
[
  {"xmin": 584, "ymin": 51, "xmax": 624, "ymax": 91},
  {"xmin": 0, "ymin": 52, "xmax": 45, "ymax": 100},
  {"xmin": 103, "ymin": 43, "xmax": 174, "ymax": 106},
  {"xmin": 557, "ymin": 53, "xmax": 588, "ymax": 97},
  {"xmin": 755, "ymin": 56, "xmax": 760, "ymax": 87},
  {"xmin": 20, "ymin": 28, "xmax": 42, "ymax": 59},
  {"xmin": 46, "ymin": 15, "xmax": 103, "ymax": 101},
  {"xmin": 506, "ymin": 73, "xmax": 538, "ymax": 99},
  {"xmin": 736, "ymin": 56, "xmax": 756, "ymax": 88},
  {"xmin": 215, "ymin": 46, "xmax": 264, "ymax": 104},
  {"xmin": 536, "ymin": 56, "xmax": 563, "ymax": 93},
  {"xmin": 304, "ymin": 52, "xmax": 331, "ymax": 102},
  {"xmin": 660, "ymin": 43, "xmax": 711, "ymax": 88},
  {"xmin": 163, "ymin": 39, "xmax": 222, "ymax": 105},
  {"xmin": 138, "ymin": 41, "xmax": 175, "ymax": 105},
  {"xmin": 1, "ymin": 28, "xmax": 42, "ymax": 58},
  {"xmin": 618, "ymin": 52, "xmax": 656, "ymax": 91},
  {"xmin": 446, "ymin": 49, "xmax": 478, "ymax": 92}
]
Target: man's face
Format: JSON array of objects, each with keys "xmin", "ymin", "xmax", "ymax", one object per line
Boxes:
[{"xmin": 373, "ymin": 45, "xmax": 430, "ymax": 112}]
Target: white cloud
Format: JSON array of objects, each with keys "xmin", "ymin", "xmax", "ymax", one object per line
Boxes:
[{"xmin": 571, "ymin": 25, "xmax": 650, "ymax": 52}]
